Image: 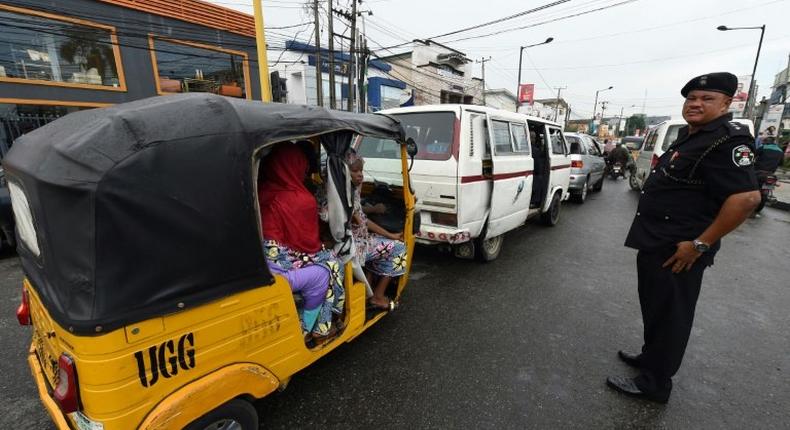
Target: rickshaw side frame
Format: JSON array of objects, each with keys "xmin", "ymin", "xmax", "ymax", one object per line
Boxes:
[{"xmin": 24, "ymin": 138, "xmax": 415, "ymax": 430}]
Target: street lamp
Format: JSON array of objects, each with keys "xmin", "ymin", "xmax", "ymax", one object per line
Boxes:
[
  {"xmin": 592, "ymin": 86, "xmax": 613, "ymax": 122},
  {"xmin": 717, "ymin": 24, "xmax": 766, "ymax": 119},
  {"xmin": 516, "ymin": 37, "xmax": 553, "ymax": 110}
]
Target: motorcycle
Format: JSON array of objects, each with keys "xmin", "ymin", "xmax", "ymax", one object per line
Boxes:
[
  {"xmin": 608, "ymin": 161, "xmax": 625, "ymax": 180},
  {"xmin": 756, "ymin": 173, "xmax": 778, "ymax": 213}
]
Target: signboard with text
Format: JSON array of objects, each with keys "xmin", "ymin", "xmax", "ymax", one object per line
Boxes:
[
  {"xmin": 759, "ymin": 104, "xmax": 784, "ymax": 134},
  {"xmin": 518, "ymin": 84, "xmax": 535, "ymax": 105}
]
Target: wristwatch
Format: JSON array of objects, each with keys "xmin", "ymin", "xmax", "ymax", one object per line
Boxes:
[{"xmin": 692, "ymin": 239, "xmax": 710, "ymax": 253}]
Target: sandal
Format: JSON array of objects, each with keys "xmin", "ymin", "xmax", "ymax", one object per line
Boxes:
[{"xmin": 367, "ymin": 299, "xmax": 396, "ymax": 311}]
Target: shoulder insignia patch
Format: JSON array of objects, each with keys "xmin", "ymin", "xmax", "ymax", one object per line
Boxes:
[{"xmin": 732, "ymin": 144, "xmax": 754, "ymax": 167}]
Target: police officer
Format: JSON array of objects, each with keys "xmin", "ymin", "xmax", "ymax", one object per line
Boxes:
[{"xmin": 606, "ymin": 72, "xmax": 761, "ymax": 403}]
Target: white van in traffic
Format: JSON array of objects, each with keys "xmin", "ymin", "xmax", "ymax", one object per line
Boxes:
[
  {"xmin": 629, "ymin": 118, "xmax": 754, "ymax": 190},
  {"xmin": 358, "ymin": 105, "xmax": 571, "ymax": 261}
]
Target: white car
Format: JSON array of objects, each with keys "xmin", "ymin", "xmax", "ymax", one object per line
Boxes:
[{"xmin": 630, "ymin": 118, "xmax": 754, "ymax": 191}]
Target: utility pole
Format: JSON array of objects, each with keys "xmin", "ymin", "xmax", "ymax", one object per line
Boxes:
[
  {"xmin": 600, "ymin": 101, "xmax": 608, "ymax": 128},
  {"xmin": 347, "ymin": 0, "xmax": 357, "ymax": 112},
  {"xmin": 553, "ymin": 86, "xmax": 566, "ymax": 122},
  {"xmin": 327, "ymin": 0, "xmax": 336, "ymax": 109},
  {"xmin": 357, "ymin": 8, "xmax": 372, "ymax": 112},
  {"xmin": 312, "ymin": 0, "xmax": 323, "ymax": 106},
  {"xmin": 476, "ymin": 56, "xmax": 491, "ymax": 105}
]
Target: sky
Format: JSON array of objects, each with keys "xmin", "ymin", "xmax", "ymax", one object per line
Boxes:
[{"xmin": 210, "ymin": 0, "xmax": 789, "ymax": 119}]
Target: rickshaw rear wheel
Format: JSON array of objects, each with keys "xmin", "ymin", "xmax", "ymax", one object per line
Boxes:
[{"xmin": 185, "ymin": 399, "xmax": 258, "ymax": 430}]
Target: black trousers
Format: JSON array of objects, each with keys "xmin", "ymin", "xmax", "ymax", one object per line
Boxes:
[{"xmin": 636, "ymin": 249, "xmax": 710, "ymax": 385}]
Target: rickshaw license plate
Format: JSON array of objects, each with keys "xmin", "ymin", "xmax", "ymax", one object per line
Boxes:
[
  {"xmin": 32, "ymin": 328, "xmax": 58, "ymax": 386},
  {"xmin": 72, "ymin": 411, "xmax": 104, "ymax": 430}
]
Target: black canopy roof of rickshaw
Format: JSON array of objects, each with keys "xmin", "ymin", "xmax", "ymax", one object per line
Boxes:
[{"xmin": 2, "ymin": 93, "xmax": 406, "ymax": 334}]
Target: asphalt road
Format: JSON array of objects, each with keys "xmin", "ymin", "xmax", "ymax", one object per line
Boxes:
[{"xmin": 1, "ymin": 179, "xmax": 789, "ymax": 429}]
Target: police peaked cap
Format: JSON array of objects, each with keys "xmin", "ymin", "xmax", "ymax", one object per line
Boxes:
[{"xmin": 681, "ymin": 72, "xmax": 738, "ymax": 98}]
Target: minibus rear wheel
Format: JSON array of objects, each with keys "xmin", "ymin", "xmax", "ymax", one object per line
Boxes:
[
  {"xmin": 185, "ymin": 398, "xmax": 258, "ymax": 430},
  {"xmin": 475, "ymin": 233, "xmax": 504, "ymax": 262}
]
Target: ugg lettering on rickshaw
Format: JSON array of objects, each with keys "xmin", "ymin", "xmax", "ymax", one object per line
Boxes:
[
  {"xmin": 239, "ymin": 303, "xmax": 283, "ymax": 347},
  {"xmin": 133, "ymin": 332, "xmax": 196, "ymax": 388}
]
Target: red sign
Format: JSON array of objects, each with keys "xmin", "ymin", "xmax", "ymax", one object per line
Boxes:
[{"xmin": 518, "ymin": 84, "xmax": 535, "ymax": 105}]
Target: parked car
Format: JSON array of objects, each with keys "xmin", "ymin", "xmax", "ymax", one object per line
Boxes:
[
  {"xmin": 564, "ymin": 132, "xmax": 606, "ymax": 203},
  {"xmin": 358, "ymin": 104, "xmax": 571, "ymax": 261},
  {"xmin": 0, "ymin": 166, "xmax": 16, "ymax": 252},
  {"xmin": 629, "ymin": 119, "xmax": 754, "ymax": 191}
]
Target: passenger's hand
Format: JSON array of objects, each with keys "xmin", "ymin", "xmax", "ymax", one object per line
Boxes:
[
  {"xmin": 388, "ymin": 231, "xmax": 403, "ymax": 241},
  {"xmin": 371, "ymin": 203, "xmax": 387, "ymax": 214},
  {"xmin": 662, "ymin": 241, "xmax": 701, "ymax": 273}
]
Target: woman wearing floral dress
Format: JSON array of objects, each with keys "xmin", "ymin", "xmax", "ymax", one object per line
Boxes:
[
  {"xmin": 258, "ymin": 144, "xmax": 345, "ymax": 338},
  {"xmin": 346, "ymin": 150, "xmax": 408, "ymax": 310}
]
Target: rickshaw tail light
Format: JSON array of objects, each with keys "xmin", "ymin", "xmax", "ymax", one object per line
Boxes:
[
  {"xmin": 53, "ymin": 354, "xmax": 80, "ymax": 414},
  {"xmin": 571, "ymin": 160, "xmax": 583, "ymax": 168},
  {"xmin": 16, "ymin": 287, "xmax": 31, "ymax": 326},
  {"xmin": 650, "ymin": 153, "xmax": 659, "ymax": 169}
]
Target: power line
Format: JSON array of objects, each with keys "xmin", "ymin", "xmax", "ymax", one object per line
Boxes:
[
  {"xmin": 377, "ymin": 0, "xmax": 569, "ymax": 50},
  {"xmin": 443, "ymin": 0, "xmax": 639, "ymax": 44}
]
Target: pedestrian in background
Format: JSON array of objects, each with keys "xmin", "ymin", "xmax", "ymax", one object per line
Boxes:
[{"xmin": 607, "ymin": 72, "xmax": 761, "ymax": 403}]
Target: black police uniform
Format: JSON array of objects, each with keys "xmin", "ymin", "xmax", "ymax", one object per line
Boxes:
[{"xmin": 624, "ymin": 112, "xmax": 758, "ymax": 390}]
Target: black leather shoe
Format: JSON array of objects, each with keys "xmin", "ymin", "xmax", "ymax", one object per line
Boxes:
[
  {"xmin": 617, "ymin": 350, "xmax": 642, "ymax": 368},
  {"xmin": 606, "ymin": 376, "xmax": 670, "ymax": 404}
]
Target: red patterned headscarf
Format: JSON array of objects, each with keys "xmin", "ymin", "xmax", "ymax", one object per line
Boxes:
[{"xmin": 258, "ymin": 144, "xmax": 321, "ymax": 253}]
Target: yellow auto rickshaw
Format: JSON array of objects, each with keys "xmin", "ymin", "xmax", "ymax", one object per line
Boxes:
[{"xmin": 6, "ymin": 93, "xmax": 416, "ymax": 429}]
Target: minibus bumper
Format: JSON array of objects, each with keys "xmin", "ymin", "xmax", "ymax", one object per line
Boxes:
[{"xmin": 415, "ymin": 226, "xmax": 470, "ymax": 244}]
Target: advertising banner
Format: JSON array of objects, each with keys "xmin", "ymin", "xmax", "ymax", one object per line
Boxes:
[
  {"xmin": 728, "ymin": 75, "xmax": 751, "ymax": 118},
  {"xmin": 759, "ymin": 104, "xmax": 784, "ymax": 134},
  {"xmin": 518, "ymin": 84, "xmax": 535, "ymax": 105}
]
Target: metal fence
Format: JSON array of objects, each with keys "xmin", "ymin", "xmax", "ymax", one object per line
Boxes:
[{"xmin": 1, "ymin": 112, "xmax": 65, "ymax": 159}]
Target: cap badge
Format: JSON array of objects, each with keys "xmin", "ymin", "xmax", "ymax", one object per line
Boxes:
[{"xmin": 699, "ymin": 76, "xmax": 708, "ymax": 86}]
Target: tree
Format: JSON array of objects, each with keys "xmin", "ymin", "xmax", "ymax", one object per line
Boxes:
[{"xmin": 625, "ymin": 114, "xmax": 646, "ymax": 136}]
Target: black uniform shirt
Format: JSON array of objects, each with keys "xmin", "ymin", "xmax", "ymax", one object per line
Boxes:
[{"xmin": 625, "ymin": 113, "xmax": 758, "ymax": 253}]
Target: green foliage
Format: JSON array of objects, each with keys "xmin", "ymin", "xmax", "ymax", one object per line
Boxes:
[{"xmin": 625, "ymin": 114, "xmax": 646, "ymax": 136}]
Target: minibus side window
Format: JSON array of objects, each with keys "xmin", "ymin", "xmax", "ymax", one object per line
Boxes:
[
  {"xmin": 491, "ymin": 120, "xmax": 514, "ymax": 155},
  {"xmin": 548, "ymin": 127, "xmax": 567, "ymax": 155},
  {"xmin": 661, "ymin": 125, "xmax": 682, "ymax": 151},
  {"xmin": 510, "ymin": 123, "xmax": 530, "ymax": 154}
]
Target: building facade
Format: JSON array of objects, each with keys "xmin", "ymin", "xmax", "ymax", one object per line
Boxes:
[
  {"xmin": 268, "ymin": 41, "xmax": 411, "ymax": 112},
  {"xmin": 484, "ymin": 88, "xmax": 516, "ymax": 112},
  {"xmin": 381, "ymin": 40, "xmax": 482, "ymax": 106},
  {"xmin": 0, "ymin": 0, "xmax": 263, "ymax": 157}
]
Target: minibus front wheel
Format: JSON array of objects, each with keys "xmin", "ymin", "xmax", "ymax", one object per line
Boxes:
[{"xmin": 185, "ymin": 399, "xmax": 258, "ymax": 430}]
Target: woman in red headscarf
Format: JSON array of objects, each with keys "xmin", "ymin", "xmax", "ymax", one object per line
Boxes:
[{"xmin": 259, "ymin": 143, "xmax": 344, "ymax": 338}]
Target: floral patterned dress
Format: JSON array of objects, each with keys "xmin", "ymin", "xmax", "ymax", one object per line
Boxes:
[
  {"xmin": 264, "ymin": 240, "xmax": 345, "ymax": 336},
  {"xmin": 351, "ymin": 188, "xmax": 408, "ymax": 277}
]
